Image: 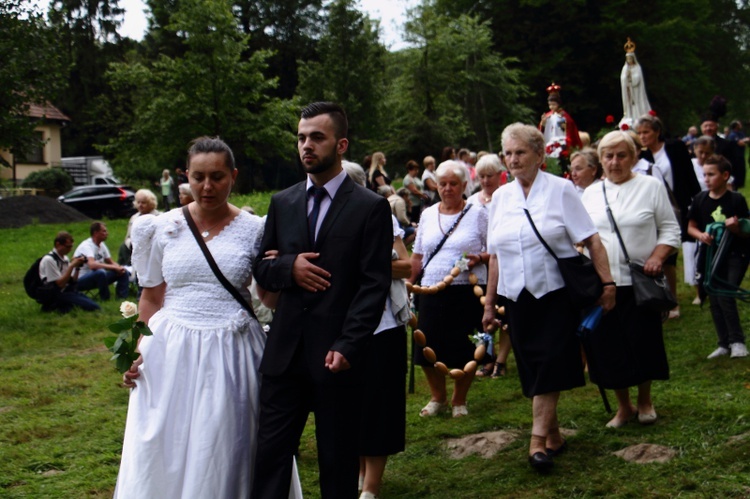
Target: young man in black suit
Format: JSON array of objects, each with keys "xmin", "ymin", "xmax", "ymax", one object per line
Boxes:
[{"xmin": 252, "ymin": 102, "xmax": 393, "ymax": 498}]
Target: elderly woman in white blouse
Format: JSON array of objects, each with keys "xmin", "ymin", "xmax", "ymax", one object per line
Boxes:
[
  {"xmin": 410, "ymin": 160, "xmax": 489, "ymax": 419},
  {"xmin": 482, "ymin": 123, "xmax": 615, "ymax": 472},
  {"xmin": 581, "ymin": 131, "xmax": 680, "ymax": 429}
]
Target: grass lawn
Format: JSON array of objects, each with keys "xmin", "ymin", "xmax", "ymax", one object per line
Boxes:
[{"xmin": 0, "ymin": 191, "xmax": 749, "ymax": 497}]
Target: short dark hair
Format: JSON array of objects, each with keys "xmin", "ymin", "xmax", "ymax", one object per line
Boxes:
[
  {"xmin": 90, "ymin": 222, "xmax": 105, "ymax": 236},
  {"xmin": 54, "ymin": 231, "xmax": 72, "ymax": 246},
  {"xmin": 636, "ymin": 114, "xmax": 665, "ymax": 141},
  {"xmin": 704, "ymin": 154, "xmax": 733, "ymax": 175},
  {"xmin": 300, "ymin": 102, "xmax": 348, "ymax": 139},
  {"xmin": 186, "ymin": 136, "xmax": 235, "ymax": 171},
  {"xmin": 406, "ymin": 160, "xmax": 419, "ymax": 172}
]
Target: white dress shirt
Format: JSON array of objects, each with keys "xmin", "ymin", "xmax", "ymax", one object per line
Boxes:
[
  {"xmin": 305, "ymin": 168, "xmax": 347, "ymax": 240},
  {"xmin": 581, "ymin": 173, "xmax": 680, "ymax": 286},
  {"xmin": 487, "ymin": 171, "xmax": 597, "ymax": 301}
]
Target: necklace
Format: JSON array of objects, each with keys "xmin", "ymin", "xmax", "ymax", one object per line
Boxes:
[
  {"xmin": 437, "ymin": 201, "xmax": 465, "ymax": 235},
  {"xmin": 192, "ymin": 208, "xmax": 229, "ymax": 238}
]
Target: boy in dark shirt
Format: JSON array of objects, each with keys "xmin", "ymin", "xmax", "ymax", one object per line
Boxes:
[{"xmin": 688, "ymin": 154, "xmax": 749, "ymax": 359}]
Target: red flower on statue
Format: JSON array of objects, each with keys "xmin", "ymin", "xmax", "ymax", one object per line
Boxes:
[
  {"xmin": 606, "ymin": 115, "xmax": 615, "ymax": 124},
  {"xmin": 648, "ymin": 110, "xmax": 657, "ymax": 116},
  {"xmin": 620, "ymin": 123, "xmax": 630, "ymax": 131}
]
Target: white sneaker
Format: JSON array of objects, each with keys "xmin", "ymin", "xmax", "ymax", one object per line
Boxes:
[
  {"xmin": 707, "ymin": 347, "xmax": 730, "ymax": 359},
  {"xmin": 359, "ymin": 492, "xmax": 378, "ymax": 499},
  {"xmin": 730, "ymin": 343, "xmax": 749, "ymax": 358}
]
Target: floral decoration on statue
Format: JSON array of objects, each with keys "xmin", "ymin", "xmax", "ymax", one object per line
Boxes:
[
  {"xmin": 545, "ymin": 137, "xmax": 568, "ymax": 159},
  {"xmin": 105, "ymin": 301, "xmax": 153, "ymax": 374}
]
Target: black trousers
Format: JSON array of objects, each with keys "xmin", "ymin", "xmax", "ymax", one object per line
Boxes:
[{"xmin": 252, "ymin": 347, "xmax": 363, "ymax": 499}]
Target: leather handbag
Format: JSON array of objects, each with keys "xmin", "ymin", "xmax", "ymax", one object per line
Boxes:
[
  {"xmin": 601, "ymin": 183, "xmax": 677, "ymax": 312},
  {"xmin": 524, "ymin": 209, "xmax": 602, "ymax": 308}
]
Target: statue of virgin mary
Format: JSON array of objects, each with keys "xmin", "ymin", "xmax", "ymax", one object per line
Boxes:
[{"xmin": 620, "ymin": 38, "xmax": 652, "ymax": 126}]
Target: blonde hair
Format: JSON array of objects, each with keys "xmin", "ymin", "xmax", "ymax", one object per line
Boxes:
[
  {"xmin": 475, "ymin": 154, "xmax": 503, "ymax": 176},
  {"xmin": 133, "ymin": 189, "xmax": 158, "ymax": 211},
  {"xmin": 368, "ymin": 151, "xmax": 387, "ymax": 183}
]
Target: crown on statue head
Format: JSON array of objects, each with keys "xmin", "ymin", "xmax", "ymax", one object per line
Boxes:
[
  {"xmin": 546, "ymin": 82, "xmax": 562, "ymax": 95},
  {"xmin": 624, "ymin": 37, "xmax": 636, "ymax": 54}
]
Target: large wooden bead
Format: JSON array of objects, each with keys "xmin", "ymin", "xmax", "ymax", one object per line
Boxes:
[
  {"xmin": 468, "ymin": 273, "xmax": 478, "ymax": 285},
  {"xmin": 412, "ymin": 284, "xmax": 422, "ymax": 294},
  {"xmin": 408, "ymin": 313, "xmax": 418, "ymax": 328},
  {"xmin": 406, "ymin": 281, "xmax": 413, "ymax": 293},
  {"xmin": 435, "ymin": 281, "xmax": 447, "ymax": 291},
  {"xmin": 479, "ymin": 296, "xmax": 486, "ymax": 306},
  {"xmin": 427, "ymin": 285, "xmax": 439, "ymax": 294},
  {"xmin": 413, "ymin": 329, "xmax": 426, "ymax": 347},
  {"xmin": 450, "ymin": 369, "xmax": 466, "ymax": 380},
  {"xmin": 464, "ymin": 360, "xmax": 478, "ymax": 374},
  {"xmin": 474, "ymin": 343, "xmax": 486, "ymax": 361},
  {"xmin": 450, "ymin": 267, "xmax": 461, "ymax": 277},
  {"xmin": 443, "ymin": 275, "xmax": 454, "ymax": 285},
  {"xmin": 497, "ymin": 306, "xmax": 505, "ymax": 316},
  {"xmin": 423, "ymin": 347, "xmax": 437, "ymax": 364},
  {"xmin": 434, "ymin": 362, "xmax": 450, "ymax": 376},
  {"xmin": 473, "ymin": 285, "xmax": 484, "ymax": 297}
]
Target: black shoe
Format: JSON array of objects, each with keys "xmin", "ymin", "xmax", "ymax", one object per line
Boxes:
[
  {"xmin": 528, "ymin": 451, "xmax": 553, "ymax": 472},
  {"xmin": 546, "ymin": 439, "xmax": 567, "ymax": 458}
]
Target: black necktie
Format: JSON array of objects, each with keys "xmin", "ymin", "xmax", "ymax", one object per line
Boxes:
[{"xmin": 308, "ymin": 186, "xmax": 327, "ymax": 245}]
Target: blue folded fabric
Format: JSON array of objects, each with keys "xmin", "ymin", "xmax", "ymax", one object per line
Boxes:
[{"xmin": 578, "ymin": 305, "xmax": 603, "ymax": 338}]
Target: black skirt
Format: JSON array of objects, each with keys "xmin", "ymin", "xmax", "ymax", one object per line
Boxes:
[
  {"xmin": 503, "ymin": 288, "xmax": 585, "ymax": 398},
  {"xmin": 582, "ymin": 286, "xmax": 669, "ymax": 389},
  {"xmin": 359, "ymin": 325, "xmax": 406, "ymax": 456},
  {"xmin": 413, "ymin": 285, "xmax": 484, "ymax": 368}
]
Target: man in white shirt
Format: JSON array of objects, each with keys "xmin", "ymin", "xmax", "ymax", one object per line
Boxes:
[
  {"xmin": 75, "ymin": 222, "xmax": 130, "ymax": 300},
  {"xmin": 38, "ymin": 231, "xmax": 100, "ymax": 313}
]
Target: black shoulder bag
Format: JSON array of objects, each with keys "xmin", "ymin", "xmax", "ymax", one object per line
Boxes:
[
  {"xmin": 415, "ymin": 203, "xmax": 473, "ymax": 284},
  {"xmin": 523, "ymin": 208, "xmax": 602, "ymax": 308},
  {"xmin": 182, "ymin": 206, "xmax": 258, "ymax": 321},
  {"xmin": 601, "ymin": 182, "xmax": 677, "ymax": 312}
]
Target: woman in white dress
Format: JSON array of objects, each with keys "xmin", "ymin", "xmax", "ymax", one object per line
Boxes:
[{"xmin": 116, "ymin": 137, "xmax": 301, "ymax": 498}]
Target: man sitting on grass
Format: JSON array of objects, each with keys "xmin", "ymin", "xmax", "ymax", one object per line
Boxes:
[
  {"xmin": 74, "ymin": 222, "xmax": 130, "ymax": 301},
  {"xmin": 39, "ymin": 231, "xmax": 100, "ymax": 313}
]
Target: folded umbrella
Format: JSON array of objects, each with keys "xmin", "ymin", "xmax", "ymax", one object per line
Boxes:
[{"xmin": 577, "ymin": 305, "xmax": 611, "ymax": 413}]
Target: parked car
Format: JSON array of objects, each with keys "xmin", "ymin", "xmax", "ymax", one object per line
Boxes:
[{"xmin": 57, "ymin": 185, "xmax": 136, "ymax": 219}]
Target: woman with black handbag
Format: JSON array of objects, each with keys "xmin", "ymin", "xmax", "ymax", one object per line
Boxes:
[
  {"xmin": 482, "ymin": 123, "xmax": 615, "ymax": 472},
  {"xmin": 581, "ymin": 130, "xmax": 680, "ymax": 429}
]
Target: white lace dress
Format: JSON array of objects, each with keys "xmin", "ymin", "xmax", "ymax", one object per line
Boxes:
[{"xmin": 114, "ymin": 209, "xmax": 302, "ymax": 498}]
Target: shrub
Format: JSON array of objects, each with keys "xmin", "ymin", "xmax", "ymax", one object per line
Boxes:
[{"xmin": 22, "ymin": 167, "xmax": 72, "ymax": 193}]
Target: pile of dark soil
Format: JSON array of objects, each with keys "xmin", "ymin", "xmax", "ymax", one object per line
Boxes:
[{"xmin": 0, "ymin": 196, "xmax": 91, "ymax": 229}]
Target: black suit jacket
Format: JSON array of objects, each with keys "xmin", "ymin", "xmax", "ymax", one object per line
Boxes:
[
  {"xmin": 253, "ymin": 174, "xmax": 392, "ymax": 383},
  {"xmin": 640, "ymin": 139, "xmax": 701, "ymax": 239}
]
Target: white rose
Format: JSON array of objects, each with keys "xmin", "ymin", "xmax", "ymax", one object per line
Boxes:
[{"xmin": 120, "ymin": 301, "xmax": 138, "ymax": 318}]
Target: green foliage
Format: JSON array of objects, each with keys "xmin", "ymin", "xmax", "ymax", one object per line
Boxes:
[
  {"xmin": 102, "ymin": 0, "xmax": 298, "ymax": 191},
  {"xmin": 105, "ymin": 314, "xmax": 152, "ymax": 374},
  {"xmin": 0, "ymin": 1, "xmax": 65, "ymax": 158},
  {"xmin": 296, "ymin": 0, "xmax": 387, "ymax": 160},
  {"xmin": 21, "ymin": 168, "xmax": 73, "ymax": 193},
  {"xmin": 433, "ymin": 0, "xmax": 750, "ymax": 135},
  {"xmin": 382, "ymin": 1, "xmax": 532, "ymax": 165}
]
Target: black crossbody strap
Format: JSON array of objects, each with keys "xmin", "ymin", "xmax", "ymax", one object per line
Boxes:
[
  {"xmin": 523, "ymin": 208, "xmax": 559, "ymax": 261},
  {"xmin": 416, "ymin": 203, "xmax": 472, "ymax": 284},
  {"xmin": 601, "ymin": 182, "xmax": 631, "ymax": 264},
  {"xmin": 182, "ymin": 206, "xmax": 258, "ymax": 320}
]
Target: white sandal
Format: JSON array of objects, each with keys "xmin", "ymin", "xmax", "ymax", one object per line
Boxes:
[
  {"xmin": 452, "ymin": 405, "xmax": 468, "ymax": 418},
  {"xmin": 419, "ymin": 400, "xmax": 448, "ymax": 417}
]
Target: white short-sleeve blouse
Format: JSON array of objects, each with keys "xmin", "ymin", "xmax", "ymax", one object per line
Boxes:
[{"xmin": 487, "ymin": 171, "xmax": 597, "ymax": 301}]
